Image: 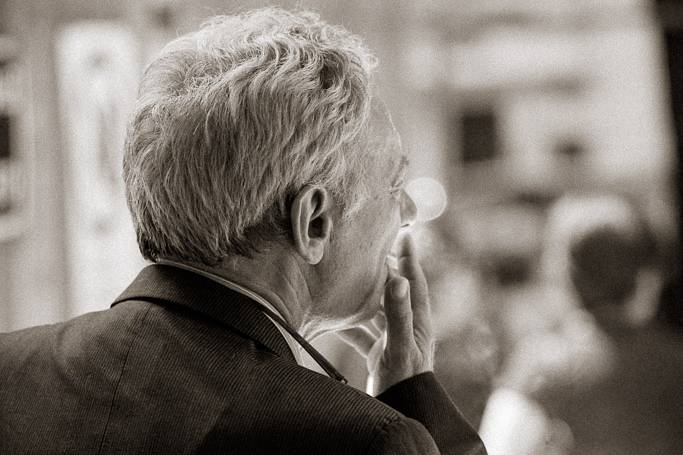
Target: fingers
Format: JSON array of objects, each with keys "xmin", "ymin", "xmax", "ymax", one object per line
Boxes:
[
  {"xmin": 397, "ymin": 234, "xmax": 426, "ymax": 284},
  {"xmin": 397, "ymin": 234, "xmax": 431, "ymax": 345},
  {"xmin": 336, "ymin": 325, "xmax": 378, "ymax": 356},
  {"xmin": 384, "ymin": 276, "xmax": 414, "ymax": 356},
  {"xmin": 362, "ymin": 236, "xmax": 437, "ymax": 394}
]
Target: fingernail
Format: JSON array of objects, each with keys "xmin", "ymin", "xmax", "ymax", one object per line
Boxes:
[{"xmin": 392, "ymin": 279, "xmax": 408, "ymax": 298}]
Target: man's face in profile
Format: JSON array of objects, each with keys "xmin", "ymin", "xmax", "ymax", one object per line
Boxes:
[{"xmin": 313, "ymin": 102, "xmax": 416, "ymax": 329}]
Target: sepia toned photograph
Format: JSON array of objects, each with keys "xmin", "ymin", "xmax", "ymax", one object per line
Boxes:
[{"xmin": 1, "ymin": 1, "xmax": 681, "ymax": 454}]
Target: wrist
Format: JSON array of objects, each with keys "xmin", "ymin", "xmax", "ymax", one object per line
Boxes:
[{"xmin": 368, "ymin": 366, "xmax": 434, "ymax": 396}]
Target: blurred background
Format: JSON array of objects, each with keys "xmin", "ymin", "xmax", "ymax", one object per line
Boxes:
[{"xmin": 1, "ymin": 0, "xmax": 682, "ymax": 453}]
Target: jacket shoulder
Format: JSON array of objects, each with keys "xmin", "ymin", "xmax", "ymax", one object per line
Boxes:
[
  {"xmin": 366, "ymin": 417, "xmax": 440, "ymax": 455},
  {"xmin": 200, "ymin": 360, "xmax": 438, "ymax": 454}
]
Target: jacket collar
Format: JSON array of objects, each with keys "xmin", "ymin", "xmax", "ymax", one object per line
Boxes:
[{"xmin": 111, "ymin": 263, "xmax": 296, "ymax": 363}]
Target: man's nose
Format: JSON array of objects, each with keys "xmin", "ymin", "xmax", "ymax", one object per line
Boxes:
[{"xmin": 400, "ymin": 190, "xmax": 417, "ymax": 227}]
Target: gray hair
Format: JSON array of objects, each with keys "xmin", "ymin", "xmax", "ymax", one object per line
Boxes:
[{"xmin": 123, "ymin": 8, "xmax": 377, "ymax": 265}]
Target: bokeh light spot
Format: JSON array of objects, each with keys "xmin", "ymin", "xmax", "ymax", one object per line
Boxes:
[{"xmin": 405, "ymin": 177, "xmax": 448, "ymax": 222}]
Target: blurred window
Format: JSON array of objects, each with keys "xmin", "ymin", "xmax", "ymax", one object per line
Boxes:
[
  {"xmin": 0, "ymin": 112, "xmax": 11, "ymax": 213},
  {"xmin": 0, "ymin": 113, "xmax": 9, "ymax": 159},
  {"xmin": 554, "ymin": 139, "xmax": 584, "ymax": 160},
  {"xmin": 459, "ymin": 107, "xmax": 499, "ymax": 163}
]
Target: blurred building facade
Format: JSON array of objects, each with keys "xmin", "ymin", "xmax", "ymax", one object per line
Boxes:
[{"xmin": 0, "ymin": 0, "xmax": 678, "ymax": 334}]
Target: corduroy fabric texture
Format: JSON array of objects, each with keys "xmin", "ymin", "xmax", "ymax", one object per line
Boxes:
[{"xmin": 0, "ymin": 264, "xmax": 485, "ymax": 454}]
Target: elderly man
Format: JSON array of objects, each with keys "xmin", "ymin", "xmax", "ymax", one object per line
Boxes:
[{"xmin": 0, "ymin": 8, "xmax": 485, "ymax": 455}]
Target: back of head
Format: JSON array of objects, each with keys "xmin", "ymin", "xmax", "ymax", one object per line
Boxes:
[
  {"xmin": 569, "ymin": 225, "xmax": 645, "ymax": 308},
  {"xmin": 123, "ymin": 8, "xmax": 377, "ymax": 265},
  {"xmin": 543, "ymin": 194, "xmax": 654, "ymax": 310}
]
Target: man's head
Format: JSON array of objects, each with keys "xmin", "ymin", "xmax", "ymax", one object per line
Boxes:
[
  {"xmin": 544, "ymin": 195, "xmax": 653, "ymax": 310},
  {"xmin": 123, "ymin": 8, "xmax": 416, "ymax": 327},
  {"xmin": 569, "ymin": 225, "xmax": 644, "ymax": 308},
  {"xmin": 299, "ymin": 101, "xmax": 417, "ymax": 327},
  {"xmin": 124, "ymin": 8, "xmax": 378, "ymax": 265}
]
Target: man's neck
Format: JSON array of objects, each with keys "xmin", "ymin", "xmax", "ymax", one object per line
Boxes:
[{"xmin": 164, "ymin": 249, "xmax": 323, "ymax": 339}]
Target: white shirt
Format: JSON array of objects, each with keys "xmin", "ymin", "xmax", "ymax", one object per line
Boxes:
[{"xmin": 156, "ymin": 259, "xmax": 304, "ymax": 365}]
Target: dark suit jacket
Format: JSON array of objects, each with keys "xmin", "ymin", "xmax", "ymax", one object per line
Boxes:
[{"xmin": 1, "ymin": 264, "xmax": 485, "ymax": 454}]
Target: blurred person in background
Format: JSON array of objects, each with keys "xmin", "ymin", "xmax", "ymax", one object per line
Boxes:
[
  {"xmin": 537, "ymin": 194, "xmax": 683, "ymax": 454},
  {"xmin": 481, "ymin": 194, "xmax": 683, "ymax": 454},
  {"xmin": 0, "ymin": 8, "xmax": 485, "ymax": 455}
]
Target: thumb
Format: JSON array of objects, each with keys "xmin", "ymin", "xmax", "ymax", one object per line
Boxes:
[{"xmin": 384, "ymin": 277, "xmax": 413, "ymax": 353}]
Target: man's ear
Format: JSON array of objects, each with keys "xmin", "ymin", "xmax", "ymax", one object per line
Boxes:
[{"xmin": 290, "ymin": 185, "xmax": 334, "ymax": 264}]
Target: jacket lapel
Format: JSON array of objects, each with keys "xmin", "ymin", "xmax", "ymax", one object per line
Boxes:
[{"xmin": 111, "ymin": 264, "xmax": 296, "ymax": 363}]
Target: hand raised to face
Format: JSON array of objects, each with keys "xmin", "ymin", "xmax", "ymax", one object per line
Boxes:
[{"xmin": 337, "ymin": 233, "xmax": 435, "ymax": 395}]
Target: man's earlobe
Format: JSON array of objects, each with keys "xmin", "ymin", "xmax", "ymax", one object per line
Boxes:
[{"xmin": 290, "ymin": 186, "xmax": 333, "ymax": 264}]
